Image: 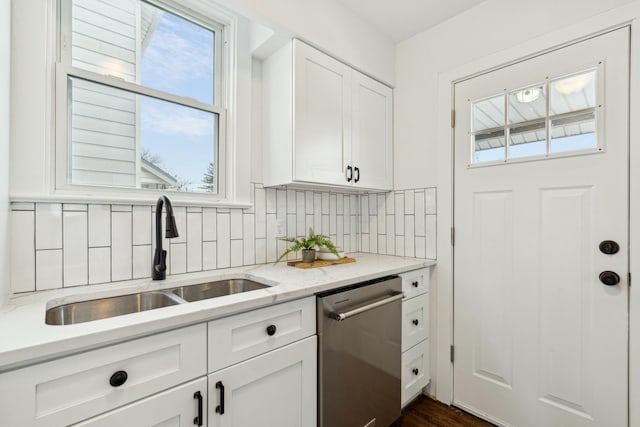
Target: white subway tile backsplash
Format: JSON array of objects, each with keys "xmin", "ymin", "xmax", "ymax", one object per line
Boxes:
[
  {"xmin": 11, "ymin": 185, "xmax": 438, "ymax": 294},
  {"xmin": 88, "ymin": 205, "xmax": 111, "ymax": 247},
  {"xmin": 230, "ymin": 209, "xmax": 243, "ymax": 239},
  {"xmin": 132, "ymin": 206, "xmax": 151, "ymax": 245},
  {"xmin": 89, "ymin": 247, "xmax": 111, "ymax": 284},
  {"xmin": 132, "ymin": 245, "xmax": 151, "ymax": 279},
  {"xmin": 187, "ymin": 212, "xmax": 203, "ymax": 273},
  {"xmin": 231, "ymin": 240, "xmax": 243, "ymax": 267},
  {"xmin": 36, "ymin": 250, "xmax": 63, "ymax": 290},
  {"xmin": 11, "ymin": 211, "xmax": 35, "ymax": 293},
  {"xmin": 35, "ymin": 203, "xmax": 62, "ymax": 250},
  {"xmin": 170, "ymin": 243, "xmax": 187, "ymax": 275},
  {"xmin": 63, "ymin": 211, "xmax": 88, "ymax": 287},
  {"xmin": 217, "ymin": 213, "xmax": 231, "ymax": 268},
  {"xmin": 425, "ymin": 188, "xmax": 437, "ymax": 215},
  {"xmin": 203, "ymin": 241, "xmax": 217, "ymax": 271},
  {"xmin": 111, "ymin": 211, "xmax": 132, "ymax": 282}
]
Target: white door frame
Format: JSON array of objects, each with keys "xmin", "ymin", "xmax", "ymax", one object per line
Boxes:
[{"xmin": 434, "ymin": 3, "xmax": 640, "ymax": 425}]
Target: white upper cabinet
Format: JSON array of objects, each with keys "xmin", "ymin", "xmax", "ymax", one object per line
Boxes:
[{"xmin": 263, "ymin": 39, "xmax": 393, "ymax": 191}]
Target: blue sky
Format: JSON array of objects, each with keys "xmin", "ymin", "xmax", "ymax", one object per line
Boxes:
[
  {"xmin": 474, "ymin": 133, "xmax": 596, "ymax": 163},
  {"xmin": 139, "ymin": 11, "xmax": 216, "ymax": 192}
]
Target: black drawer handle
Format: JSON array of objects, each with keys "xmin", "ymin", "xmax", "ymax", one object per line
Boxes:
[
  {"xmin": 215, "ymin": 381, "xmax": 225, "ymax": 415},
  {"xmin": 412, "ymin": 281, "xmax": 419, "ymax": 288},
  {"xmin": 412, "ymin": 319, "xmax": 419, "ymax": 326},
  {"xmin": 193, "ymin": 391, "xmax": 203, "ymax": 426},
  {"xmin": 266, "ymin": 324, "xmax": 277, "ymax": 336},
  {"xmin": 413, "ymin": 368, "xmax": 419, "ymax": 376},
  {"xmin": 109, "ymin": 370, "xmax": 128, "ymax": 387}
]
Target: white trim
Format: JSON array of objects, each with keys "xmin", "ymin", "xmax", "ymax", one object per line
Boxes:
[{"xmin": 434, "ymin": 4, "xmax": 640, "ymax": 418}]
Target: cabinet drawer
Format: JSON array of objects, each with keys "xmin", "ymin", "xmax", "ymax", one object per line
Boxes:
[
  {"xmin": 401, "ymin": 339, "xmax": 430, "ymax": 407},
  {"xmin": 402, "ymin": 293, "xmax": 429, "ymax": 352},
  {"xmin": 74, "ymin": 378, "xmax": 207, "ymax": 427},
  {"xmin": 0, "ymin": 324, "xmax": 206, "ymax": 427},
  {"xmin": 208, "ymin": 297, "xmax": 316, "ymax": 372},
  {"xmin": 400, "ymin": 267, "xmax": 430, "ymax": 300}
]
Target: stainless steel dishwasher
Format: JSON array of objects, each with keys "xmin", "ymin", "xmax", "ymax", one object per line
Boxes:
[{"xmin": 317, "ymin": 276, "xmax": 403, "ymax": 427}]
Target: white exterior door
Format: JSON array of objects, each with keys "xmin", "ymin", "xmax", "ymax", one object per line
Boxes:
[
  {"xmin": 351, "ymin": 70, "xmax": 393, "ymax": 190},
  {"xmin": 453, "ymin": 28, "xmax": 629, "ymax": 427},
  {"xmin": 294, "ymin": 40, "xmax": 351, "ymax": 186},
  {"xmin": 208, "ymin": 336, "xmax": 317, "ymax": 427}
]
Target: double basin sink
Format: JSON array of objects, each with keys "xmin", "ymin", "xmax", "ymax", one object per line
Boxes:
[{"xmin": 45, "ymin": 279, "xmax": 270, "ymax": 326}]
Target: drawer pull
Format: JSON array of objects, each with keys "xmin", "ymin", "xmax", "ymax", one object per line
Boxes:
[
  {"xmin": 413, "ymin": 368, "xmax": 419, "ymax": 376},
  {"xmin": 109, "ymin": 370, "xmax": 128, "ymax": 387},
  {"xmin": 412, "ymin": 281, "xmax": 419, "ymax": 288},
  {"xmin": 412, "ymin": 319, "xmax": 419, "ymax": 326},
  {"xmin": 215, "ymin": 381, "xmax": 225, "ymax": 415},
  {"xmin": 266, "ymin": 324, "xmax": 277, "ymax": 336},
  {"xmin": 193, "ymin": 391, "xmax": 203, "ymax": 426}
]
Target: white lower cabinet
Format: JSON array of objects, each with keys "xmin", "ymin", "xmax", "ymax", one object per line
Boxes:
[
  {"xmin": 208, "ymin": 336, "xmax": 317, "ymax": 427},
  {"xmin": 74, "ymin": 378, "xmax": 207, "ymax": 427},
  {"xmin": 399, "ymin": 267, "xmax": 431, "ymax": 407}
]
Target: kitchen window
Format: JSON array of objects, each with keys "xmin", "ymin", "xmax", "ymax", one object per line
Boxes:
[
  {"xmin": 56, "ymin": 0, "xmax": 226, "ymax": 195},
  {"xmin": 470, "ymin": 67, "xmax": 601, "ymax": 166}
]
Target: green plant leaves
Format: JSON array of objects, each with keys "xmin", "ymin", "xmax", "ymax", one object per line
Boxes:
[{"xmin": 275, "ymin": 228, "xmax": 342, "ymax": 264}]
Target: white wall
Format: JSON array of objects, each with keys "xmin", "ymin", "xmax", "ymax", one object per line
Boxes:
[
  {"xmin": 220, "ymin": 0, "xmax": 395, "ymax": 85},
  {"xmin": 394, "ymin": 0, "xmax": 636, "ymax": 190},
  {"xmin": 1, "ymin": 0, "xmax": 11, "ymax": 305}
]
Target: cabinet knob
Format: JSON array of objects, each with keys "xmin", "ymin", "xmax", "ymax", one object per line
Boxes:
[
  {"xmin": 109, "ymin": 370, "xmax": 128, "ymax": 387},
  {"xmin": 599, "ymin": 271, "xmax": 620, "ymax": 286},
  {"xmin": 412, "ymin": 368, "xmax": 419, "ymax": 376},
  {"xmin": 412, "ymin": 281, "xmax": 419, "ymax": 288},
  {"xmin": 412, "ymin": 319, "xmax": 419, "ymax": 326},
  {"xmin": 266, "ymin": 324, "xmax": 277, "ymax": 336}
]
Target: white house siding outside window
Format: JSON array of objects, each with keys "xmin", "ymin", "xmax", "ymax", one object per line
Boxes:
[{"xmin": 57, "ymin": 0, "xmax": 225, "ymax": 195}]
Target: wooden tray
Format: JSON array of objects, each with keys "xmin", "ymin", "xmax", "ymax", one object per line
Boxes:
[{"xmin": 287, "ymin": 257, "xmax": 356, "ymax": 269}]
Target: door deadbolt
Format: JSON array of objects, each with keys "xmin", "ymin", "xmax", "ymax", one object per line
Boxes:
[{"xmin": 599, "ymin": 240, "xmax": 620, "ymax": 255}]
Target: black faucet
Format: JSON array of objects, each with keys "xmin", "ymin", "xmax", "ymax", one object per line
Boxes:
[{"xmin": 153, "ymin": 195, "xmax": 179, "ymax": 280}]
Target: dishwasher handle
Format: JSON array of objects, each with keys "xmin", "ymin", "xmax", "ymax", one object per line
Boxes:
[{"xmin": 330, "ymin": 292, "xmax": 404, "ymax": 321}]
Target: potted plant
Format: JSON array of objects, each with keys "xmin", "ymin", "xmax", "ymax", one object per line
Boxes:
[{"xmin": 276, "ymin": 228, "xmax": 341, "ymax": 263}]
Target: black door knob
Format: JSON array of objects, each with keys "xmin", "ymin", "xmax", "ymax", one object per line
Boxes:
[
  {"xmin": 109, "ymin": 370, "xmax": 128, "ymax": 387},
  {"xmin": 412, "ymin": 319, "xmax": 419, "ymax": 326},
  {"xmin": 599, "ymin": 240, "xmax": 620, "ymax": 255},
  {"xmin": 266, "ymin": 324, "xmax": 277, "ymax": 336},
  {"xmin": 599, "ymin": 271, "xmax": 620, "ymax": 286}
]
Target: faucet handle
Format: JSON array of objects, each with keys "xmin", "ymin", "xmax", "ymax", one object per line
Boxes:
[{"xmin": 155, "ymin": 249, "xmax": 167, "ymax": 273}]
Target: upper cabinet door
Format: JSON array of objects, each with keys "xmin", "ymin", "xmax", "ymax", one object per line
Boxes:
[
  {"xmin": 351, "ymin": 71, "xmax": 393, "ymax": 190},
  {"xmin": 293, "ymin": 40, "xmax": 352, "ymax": 186}
]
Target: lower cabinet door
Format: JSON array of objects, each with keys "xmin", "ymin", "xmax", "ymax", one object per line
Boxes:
[
  {"xmin": 74, "ymin": 378, "xmax": 207, "ymax": 427},
  {"xmin": 209, "ymin": 336, "xmax": 317, "ymax": 427}
]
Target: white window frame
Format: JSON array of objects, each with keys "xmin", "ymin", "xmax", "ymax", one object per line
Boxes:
[
  {"xmin": 54, "ymin": 0, "xmax": 232, "ymax": 202},
  {"xmin": 468, "ymin": 61, "xmax": 605, "ymax": 168}
]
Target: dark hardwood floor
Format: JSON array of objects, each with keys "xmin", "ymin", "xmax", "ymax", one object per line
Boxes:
[{"xmin": 392, "ymin": 395, "xmax": 495, "ymax": 427}]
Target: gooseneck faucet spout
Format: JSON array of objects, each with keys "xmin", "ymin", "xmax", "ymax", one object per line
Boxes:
[{"xmin": 153, "ymin": 195, "xmax": 179, "ymax": 280}]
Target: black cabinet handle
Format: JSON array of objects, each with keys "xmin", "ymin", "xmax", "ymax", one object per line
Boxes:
[
  {"xmin": 193, "ymin": 391, "xmax": 203, "ymax": 426},
  {"xmin": 215, "ymin": 381, "xmax": 225, "ymax": 415},
  {"xmin": 346, "ymin": 166, "xmax": 353, "ymax": 182},
  {"xmin": 266, "ymin": 324, "xmax": 277, "ymax": 336},
  {"xmin": 354, "ymin": 167, "xmax": 360, "ymax": 183},
  {"xmin": 412, "ymin": 281, "xmax": 419, "ymax": 288},
  {"xmin": 413, "ymin": 368, "xmax": 419, "ymax": 376},
  {"xmin": 412, "ymin": 319, "xmax": 419, "ymax": 326},
  {"xmin": 109, "ymin": 370, "xmax": 128, "ymax": 387}
]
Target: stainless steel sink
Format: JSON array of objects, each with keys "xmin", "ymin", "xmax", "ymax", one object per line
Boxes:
[
  {"xmin": 45, "ymin": 291, "xmax": 183, "ymax": 325},
  {"xmin": 45, "ymin": 278, "xmax": 271, "ymax": 325},
  {"xmin": 169, "ymin": 279, "xmax": 269, "ymax": 302}
]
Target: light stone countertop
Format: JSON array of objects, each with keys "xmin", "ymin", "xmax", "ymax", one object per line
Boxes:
[{"xmin": 0, "ymin": 253, "xmax": 435, "ymax": 373}]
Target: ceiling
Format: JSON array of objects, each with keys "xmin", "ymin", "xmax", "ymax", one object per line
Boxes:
[{"xmin": 336, "ymin": 0, "xmax": 486, "ymax": 43}]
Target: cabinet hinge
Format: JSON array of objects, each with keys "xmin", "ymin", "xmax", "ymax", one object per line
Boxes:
[
  {"xmin": 450, "ymin": 345, "xmax": 455, "ymax": 363},
  {"xmin": 451, "ymin": 110, "xmax": 456, "ymax": 128},
  {"xmin": 629, "ymin": 272, "xmax": 632, "ymax": 286},
  {"xmin": 451, "ymin": 227, "xmax": 455, "ymax": 246}
]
